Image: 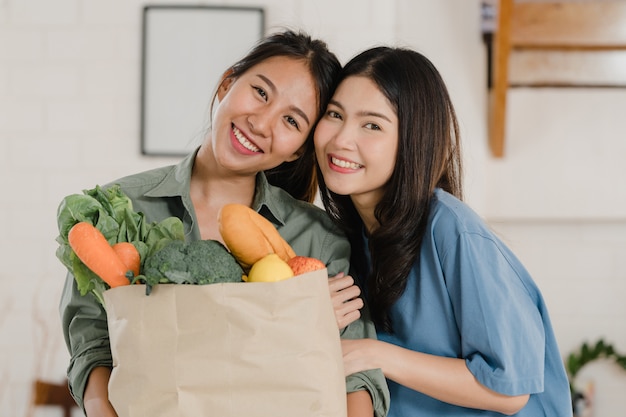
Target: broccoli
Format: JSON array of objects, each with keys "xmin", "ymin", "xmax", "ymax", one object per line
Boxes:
[
  {"xmin": 143, "ymin": 240, "xmax": 189, "ymax": 285},
  {"xmin": 141, "ymin": 239, "xmax": 244, "ymax": 293}
]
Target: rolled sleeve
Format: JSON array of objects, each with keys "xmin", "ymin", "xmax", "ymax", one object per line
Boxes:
[
  {"xmin": 59, "ymin": 273, "xmax": 112, "ymax": 409},
  {"xmin": 346, "ymin": 369, "xmax": 390, "ymax": 417}
]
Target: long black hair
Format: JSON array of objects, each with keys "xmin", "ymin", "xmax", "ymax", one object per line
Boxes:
[
  {"xmin": 213, "ymin": 30, "xmax": 341, "ymax": 203},
  {"xmin": 317, "ymin": 47, "xmax": 463, "ymax": 332}
]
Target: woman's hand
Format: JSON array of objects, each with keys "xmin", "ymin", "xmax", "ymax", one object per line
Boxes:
[
  {"xmin": 341, "ymin": 338, "xmax": 380, "ymax": 376},
  {"xmin": 329, "ymin": 273, "xmax": 364, "ymax": 330}
]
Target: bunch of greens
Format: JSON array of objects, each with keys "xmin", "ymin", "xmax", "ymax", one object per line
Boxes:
[{"xmin": 56, "ymin": 184, "xmax": 185, "ymax": 305}]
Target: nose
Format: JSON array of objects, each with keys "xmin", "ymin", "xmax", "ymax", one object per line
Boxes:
[
  {"xmin": 247, "ymin": 111, "xmax": 273, "ymax": 138},
  {"xmin": 330, "ymin": 123, "xmax": 355, "ymax": 150}
]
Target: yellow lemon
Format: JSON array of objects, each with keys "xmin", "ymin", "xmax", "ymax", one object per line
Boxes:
[{"xmin": 246, "ymin": 253, "xmax": 294, "ymax": 282}]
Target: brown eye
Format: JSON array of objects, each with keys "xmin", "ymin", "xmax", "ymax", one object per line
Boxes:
[
  {"xmin": 253, "ymin": 86, "xmax": 267, "ymax": 101},
  {"xmin": 327, "ymin": 110, "xmax": 342, "ymax": 120},
  {"xmin": 285, "ymin": 116, "xmax": 299, "ymax": 130}
]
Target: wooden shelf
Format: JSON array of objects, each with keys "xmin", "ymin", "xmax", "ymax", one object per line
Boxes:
[{"xmin": 488, "ymin": 1, "xmax": 626, "ymax": 157}]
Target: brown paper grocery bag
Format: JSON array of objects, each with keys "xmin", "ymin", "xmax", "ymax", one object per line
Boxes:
[{"xmin": 103, "ymin": 269, "xmax": 347, "ymax": 417}]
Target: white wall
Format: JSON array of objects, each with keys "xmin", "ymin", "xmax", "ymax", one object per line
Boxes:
[{"xmin": 1, "ymin": 0, "xmax": 625, "ymax": 416}]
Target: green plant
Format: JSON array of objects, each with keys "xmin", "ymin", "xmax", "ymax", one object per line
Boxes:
[{"xmin": 566, "ymin": 339, "xmax": 626, "ymax": 394}]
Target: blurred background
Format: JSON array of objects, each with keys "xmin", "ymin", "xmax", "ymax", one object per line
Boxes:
[{"xmin": 1, "ymin": 0, "xmax": 625, "ymax": 415}]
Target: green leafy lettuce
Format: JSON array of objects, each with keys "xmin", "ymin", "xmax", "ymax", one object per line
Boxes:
[{"xmin": 55, "ymin": 184, "xmax": 185, "ymax": 305}]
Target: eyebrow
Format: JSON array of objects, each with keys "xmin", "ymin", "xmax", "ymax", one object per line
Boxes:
[
  {"xmin": 257, "ymin": 74, "xmax": 311, "ymax": 127},
  {"xmin": 328, "ymin": 99, "xmax": 392, "ymax": 123}
]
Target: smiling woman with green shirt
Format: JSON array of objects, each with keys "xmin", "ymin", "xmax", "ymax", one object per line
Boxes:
[{"xmin": 59, "ymin": 30, "xmax": 389, "ymax": 417}]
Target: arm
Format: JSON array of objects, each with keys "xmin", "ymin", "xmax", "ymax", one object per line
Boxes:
[
  {"xmin": 347, "ymin": 390, "xmax": 374, "ymax": 417},
  {"xmin": 342, "ymin": 338, "xmax": 529, "ymax": 416},
  {"xmin": 59, "ymin": 272, "xmax": 114, "ymax": 411},
  {"xmin": 83, "ymin": 367, "xmax": 118, "ymax": 417}
]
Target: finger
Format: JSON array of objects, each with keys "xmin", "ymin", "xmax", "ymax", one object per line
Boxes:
[
  {"xmin": 328, "ymin": 274, "xmax": 354, "ymax": 292},
  {"xmin": 337, "ymin": 309, "xmax": 361, "ymax": 330},
  {"xmin": 332, "ymin": 285, "xmax": 362, "ymax": 306},
  {"xmin": 336, "ymin": 297, "xmax": 364, "ymax": 316}
]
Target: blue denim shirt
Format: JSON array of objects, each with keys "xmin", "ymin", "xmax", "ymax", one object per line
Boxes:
[{"xmin": 366, "ymin": 189, "xmax": 571, "ymax": 416}]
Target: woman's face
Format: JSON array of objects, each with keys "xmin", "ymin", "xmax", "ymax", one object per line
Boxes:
[
  {"xmin": 314, "ymin": 76, "xmax": 398, "ymax": 208},
  {"xmin": 210, "ymin": 56, "xmax": 317, "ymax": 176}
]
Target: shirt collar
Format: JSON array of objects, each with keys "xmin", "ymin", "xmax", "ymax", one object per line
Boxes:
[
  {"xmin": 144, "ymin": 149, "xmax": 196, "ymax": 199},
  {"xmin": 145, "ymin": 147, "xmax": 288, "ymax": 227},
  {"xmin": 252, "ymin": 172, "xmax": 287, "ymax": 226}
]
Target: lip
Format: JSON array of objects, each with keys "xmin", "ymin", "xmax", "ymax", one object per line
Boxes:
[
  {"xmin": 327, "ymin": 153, "xmax": 363, "ymax": 173},
  {"xmin": 230, "ymin": 124, "xmax": 263, "ymax": 155}
]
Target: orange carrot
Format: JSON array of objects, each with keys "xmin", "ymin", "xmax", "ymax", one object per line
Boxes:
[
  {"xmin": 68, "ymin": 222, "xmax": 131, "ymax": 288},
  {"xmin": 112, "ymin": 242, "xmax": 141, "ymax": 277}
]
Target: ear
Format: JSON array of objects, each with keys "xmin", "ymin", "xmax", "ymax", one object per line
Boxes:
[{"xmin": 217, "ymin": 68, "xmax": 235, "ymax": 101}]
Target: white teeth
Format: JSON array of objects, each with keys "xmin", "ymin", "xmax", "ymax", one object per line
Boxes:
[
  {"xmin": 232, "ymin": 126, "xmax": 260, "ymax": 152},
  {"xmin": 331, "ymin": 156, "xmax": 362, "ymax": 169}
]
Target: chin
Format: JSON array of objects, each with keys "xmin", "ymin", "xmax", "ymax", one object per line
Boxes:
[{"xmin": 326, "ymin": 184, "xmax": 353, "ymax": 197}]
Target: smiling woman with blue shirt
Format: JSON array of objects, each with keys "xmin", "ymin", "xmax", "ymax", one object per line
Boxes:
[{"xmin": 317, "ymin": 46, "xmax": 573, "ymax": 416}]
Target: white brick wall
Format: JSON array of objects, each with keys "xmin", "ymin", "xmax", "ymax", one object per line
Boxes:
[
  {"xmin": 1, "ymin": 0, "xmax": 624, "ymax": 415},
  {"xmin": 11, "ymin": 0, "xmax": 79, "ymax": 26}
]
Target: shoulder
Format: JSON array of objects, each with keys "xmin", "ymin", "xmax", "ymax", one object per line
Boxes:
[
  {"xmin": 427, "ymin": 189, "xmax": 508, "ymax": 263},
  {"xmin": 105, "ymin": 165, "xmax": 175, "ymax": 191},
  {"xmin": 100, "ymin": 165, "xmax": 177, "ymax": 206},
  {"xmin": 103, "ymin": 151, "xmax": 196, "ymax": 200},
  {"xmin": 428, "ymin": 190, "xmax": 535, "ymax": 288},
  {"xmin": 429, "ymin": 189, "xmax": 490, "ymax": 237}
]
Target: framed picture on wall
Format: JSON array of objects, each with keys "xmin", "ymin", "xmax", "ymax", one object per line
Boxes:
[{"xmin": 141, "ymin": 5, "xmax": 265, "ymax": 156}]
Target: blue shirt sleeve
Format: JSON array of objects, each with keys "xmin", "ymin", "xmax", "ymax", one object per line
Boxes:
[{"xmin": 441, "ymin": 230, "xmax": 546, "ymax": 396}]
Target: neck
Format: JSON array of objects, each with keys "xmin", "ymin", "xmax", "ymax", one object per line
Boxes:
[
  {"xmin": 190, "ymin": 145, "xmax": 257, "ymax": 241},
  {"xmin": 191, "ymin": 145, "xmax": 257, "ymax": 208},
  {"xmin": 351, "ymin": 196, "xmax": 380, "ymax": 235}
]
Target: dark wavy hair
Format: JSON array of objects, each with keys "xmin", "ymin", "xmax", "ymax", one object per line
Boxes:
[
  {"xmin": 211, "ymin": 30, "xmax": 341, "ymax": 203},
  {"xmin": 317, "ymin": 47, "xmax": 463, "ymax": 332}
]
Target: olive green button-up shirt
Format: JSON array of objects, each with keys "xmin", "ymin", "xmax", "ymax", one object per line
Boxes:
[{"xmin": 59, "ymin": 150, "xmax": 389, "ymax": 416}]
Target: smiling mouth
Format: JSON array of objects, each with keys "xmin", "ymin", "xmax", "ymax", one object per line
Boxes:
[
  {"xmin": 232, "ymin": 125, "xmax": 261, "ymax": 153},
  {"xmin": 331, "ymin": 156, "xmax": 363, "ymax": 170}
]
